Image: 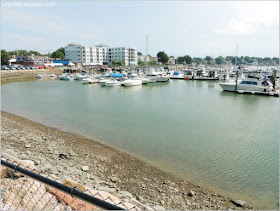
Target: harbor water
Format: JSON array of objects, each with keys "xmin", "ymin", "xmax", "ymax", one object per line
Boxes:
[{"xmin": 1, "ymin": 79, "xmax": 279, "ymax": 209}]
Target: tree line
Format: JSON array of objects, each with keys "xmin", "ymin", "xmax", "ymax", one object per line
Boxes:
[
  {"xmin": 138, "ymin": 51, "xmax": 279, "ymax": 66},
  {"xmin": 1, "ymin": 48, "xmax": 65, "ymax": 65}
]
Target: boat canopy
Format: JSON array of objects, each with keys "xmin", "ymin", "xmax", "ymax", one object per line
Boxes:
[
  {"xmin": 109, "ymin": 73, "xmax": 124, "ymax": 78},
  {"xmin": 173, "ymin": 72, "xmax": 180, "ymax": 75}
]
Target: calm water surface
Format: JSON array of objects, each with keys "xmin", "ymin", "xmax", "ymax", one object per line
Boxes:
[{"xmin": 1, "ymin": 79, "xmax": 279, "ymax": 209}]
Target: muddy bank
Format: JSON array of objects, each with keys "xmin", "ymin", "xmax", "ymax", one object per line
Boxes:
[{"xmin": 1, "ymin": 111, "xmax": 256, "ymax": 210}]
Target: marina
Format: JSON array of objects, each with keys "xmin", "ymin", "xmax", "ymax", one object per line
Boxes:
[{"xmin": 1, "ymin": 77, "xmax": 279, "ymax": 209}]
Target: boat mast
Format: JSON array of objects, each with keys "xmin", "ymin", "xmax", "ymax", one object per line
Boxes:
[
  {"xmin": 235, "ymin": 44, "xmax": 239, "ymax": 92},
  {"xmin": 235, "ymin": 44, "xmax": 238, "ymax": 69},
  {"xmin": 146, "ymin": 34, "xmax": 148, "ymax": 71}
]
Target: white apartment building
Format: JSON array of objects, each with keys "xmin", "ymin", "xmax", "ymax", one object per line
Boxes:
[
  {"xmin": 65, "ymin": 43, "xmax": 137, "ymax": 66},
  {"xmin": 64, "ymin": 42, "xmax": 83, "ymax": 63}
]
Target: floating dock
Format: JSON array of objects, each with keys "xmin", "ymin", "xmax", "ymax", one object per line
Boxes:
[{"xmin": 236, "ymin": 90, "xmax": 279, "ymax": 97}]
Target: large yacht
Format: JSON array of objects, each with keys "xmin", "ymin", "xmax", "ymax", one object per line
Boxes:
[{"xmin": 219, "ymin": 72, "xmax": 276, "ymax": 93}]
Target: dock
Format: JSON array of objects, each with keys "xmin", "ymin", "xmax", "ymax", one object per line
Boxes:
[{"xmin": 236, "ymin": 90, "xmax": 279, "ymax": 97}]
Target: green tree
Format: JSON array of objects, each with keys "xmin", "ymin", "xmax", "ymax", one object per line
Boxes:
[
  {"xmin": 244, "ymin": 56, "xmax": 250, "ymax": 63},
  {"xmin": 149, "ymin": 61, "xmax": 157, "ymax": 65},
  {"xmin": 225, "ymin": 56, "xmax": 233, "ymax": 62},
  {"xmin": 272, "ymin": 57, "xmax": 279, "ymax": 63},
  {"xmin": 1, "ymin": 50, "xmax": 10, "ymax": 65},
  {"xmin": 193, "ymin": 57, "xmax": 203, "ymax": 64},
  {"xmin": 29, "ymin": 50, "xmax": 41, "ymax": 56},
  {"xmin": 118, "ymin": 60, "xmax": 124, "ymax": 66},
  {"xmin": 137, "ymin": 52, "xmax": 142, "ymax": 56},
  {"xmin": 112, "ymin": 60, "xmax": 117, "ymax": 66},
  {"xmin": 184, "ymin": 55, "xmax": 192, "ymax": 64},
  {"xmin": 176, "ymin": 56, "xmax": 185, "ymax": 64},
  {"xmin": 51, "ymin": 48, "xmax": 65, "ymax": 59},
  {"xmin": 157, "ymin": 51, "xmax": 169, "ymax": 64},
  {"xmin": 204, "ymin": 56, "xmax": 212, "ymax": 64},
  {"xmin": 138, "ymin": 61, "xmax": 146, "ymax": 66},
  {"xmin": 215, "ymin": 56, "xmax": 224, "ymax": 65}
]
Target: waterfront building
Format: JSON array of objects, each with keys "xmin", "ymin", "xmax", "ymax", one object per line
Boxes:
[{"xmin": 65, "ymin": 43, "xmax": 138, "ymax": 66}]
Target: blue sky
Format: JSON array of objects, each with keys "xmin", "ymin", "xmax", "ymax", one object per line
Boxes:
[{"xmin": 1, "ymin": 1, "xmax": 279, "ymax": 58}]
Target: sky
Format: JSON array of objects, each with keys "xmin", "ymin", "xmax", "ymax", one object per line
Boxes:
[{"xmin": 1, "ymin": 1, "xmax": 279, "ymax": 58}]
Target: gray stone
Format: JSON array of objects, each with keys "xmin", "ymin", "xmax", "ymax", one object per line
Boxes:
[
  {"xmin": 81, "ymin": 166, "xmax": 89, "ymax": 171},
  {"xmin": 25, "ymin": 144, "xmax": 31, "ymax": 148},
  {"xmin": 20, "ymin": 137, "xmax": 27, "ymax": 142},
  {"xmin": 117, "ymin": 191, "xmax": 133, "ymax": 198},
  {"xmin": 188, "ymin": 190, "xmax": 195, "ymax": 197},
  {"xmin": 153, "ymin": 205, "xmax": 166, "ymax": 210},
  {"xmin": 98, "ymin": 187, "xmax": 116, "ymax": 193},
  {"xmin": 231, "ymin": 199, "xmax": 246, "ymax": 207},
  {"xmin": 58, "ymin": 153, "xmax": 68, "ymax": 159},
  {"xmin": 111, "ymin": 176, "xmax": 119, "ymax": 183}
]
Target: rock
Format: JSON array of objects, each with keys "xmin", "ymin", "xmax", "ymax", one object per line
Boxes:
[
  {"xmin": 111, "ymin": 176, "xmax": 119, "ymax": 183},
  {"xmin": 20, "ymin": 137, "xmax": 26, "ymax": 142},
  {"xmin": 117, "ymin": 191, "xmax": 133, "ymax": 199},
  {"xmin": 153, "ymin": 205, "xmax": 166, "ymax": 210},
  {"xmin": 18, "ymin": 154, "xmax": 28, "ymax": 160},
  {"xmin": 98, "ymin": 187, "xmax": 116, "ymax": 193},
  {"xmin": 129, "ymin": 198, "xmax": 154, "ymax": 210},
  {"xmin": 188, "ymin": 190, "xmax": 195, "ymax": 197},
  {"xmin": 58, "ymin": 153, "xmax": 68, "ymax": 159},
  {"xmin": 142, "ymin": 177, "xmax": 149, "ymax": 181},
  {"xmin": 136, "ymin": 195, "xmax": 145, "ymax": 202},
  {"xmin": 81, "ymin": 166, "xmax": 89, "ymax": 172},
  {"xmin": 231, "ymin": 199, "xmax": 246, "ymax": 207},
  {"xmin": 1, "ymin": 152, "xmax": 19, "ymax": 162},
  {"xmin": 51, "ymin": 168, "xmax": 59, "ymax": 175}
]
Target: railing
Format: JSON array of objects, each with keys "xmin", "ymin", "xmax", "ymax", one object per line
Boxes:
[{"xmin": 1, "ymin": 158, "xmax": 140, "ymax": 210}]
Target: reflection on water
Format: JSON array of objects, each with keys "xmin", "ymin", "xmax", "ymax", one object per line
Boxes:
[{"xmin": 1, "ymin": 79, "xmax": 279, "ymax": 209}]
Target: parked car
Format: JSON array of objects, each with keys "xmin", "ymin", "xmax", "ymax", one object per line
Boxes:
[
  {"xmin": 1, "ymin": 66, "xmax": 8, "ymax": 70},
  {"xmin": 34, "ymin": 66, "xmax": 39, "ymax": 69},
  {"xmin": 24, "ymin": 66, "xmax": 30, "ymax": 69},
  {"xmin": 8, "ymin": 66, "xmax": 16, "ymax": 70},
  {"xmin": 39, "ymin": 66, "xmax": 45, "ymax": 69}
]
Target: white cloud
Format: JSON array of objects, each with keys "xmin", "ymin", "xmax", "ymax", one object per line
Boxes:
[
  {"xmin": 216, "ymin": 1, "xmax": 279, "ymax": 36},
  {"xmin": 1, "ymin": 7, "xmax": 106, "ymax": 51},
  {"xmin": 216, "ymin": 18, "xmax": 255, "ymax": 35}
]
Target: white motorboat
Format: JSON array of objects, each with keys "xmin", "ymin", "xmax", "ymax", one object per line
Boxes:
[
  {"xmin": 59, "ymin": 74, "xmax": 72, "ymax": 80},
  {"xmin": 48, "ymin": 74, "xmax": 57, "ymax": 79},
  {"xmin": 89, "ymin": 78, "xmax": 99, "ymax": 84},
  {"xmin": 105, "ymin": 80, "xmax": 122, "ymax": 87},
  {"xmin": 219, "ymin": 77, "xmax": 274, "ymax": 93},
  {"xmin": 73, "ymin": 73, "xmax": 86, "ymax": 80},
  {"xmin": 122, "ymin": 79, "xmax": 142, "ymax": 86},
  {"xmin": 146, "ymin": 72, "xmax": 170, "ymax": 82},
  {"xmin": 99, "ymin": 79, "xmax": 111, "ymax": 86},
  {"xmin": 171, "ymin": 71, "xmax": 185, "ymax": 79},
  {"xmin": 37, "ymin": 74, "xmax": 47, "ymax": 79}
]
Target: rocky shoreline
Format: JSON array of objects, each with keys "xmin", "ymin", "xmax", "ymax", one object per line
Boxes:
[{"xmin": 1, "ymin": 111, "xmax": 256, "ymax": 210}]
